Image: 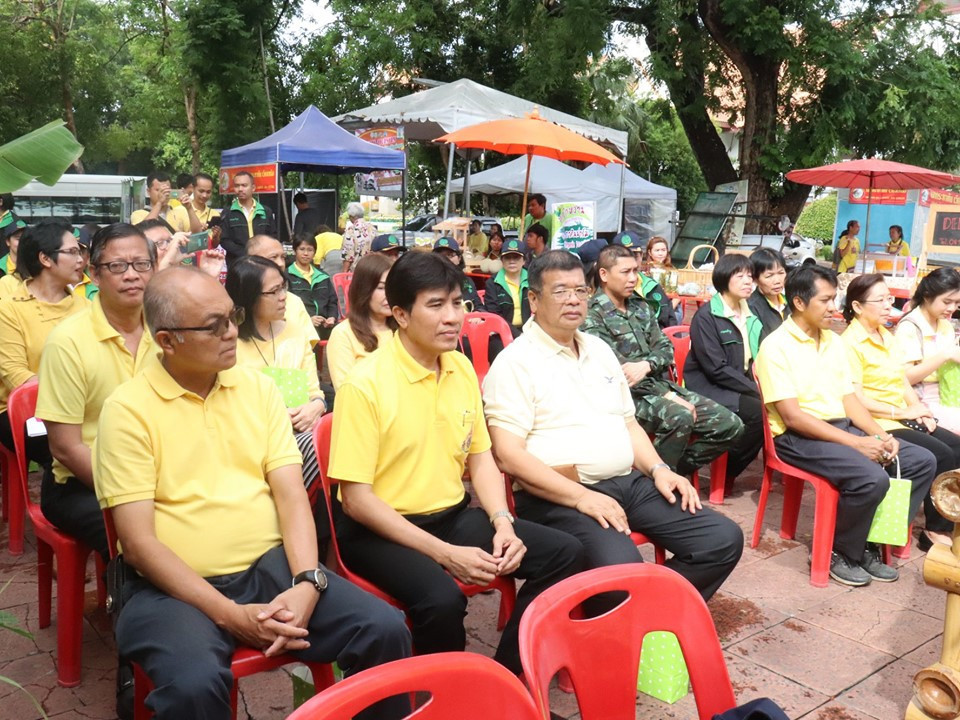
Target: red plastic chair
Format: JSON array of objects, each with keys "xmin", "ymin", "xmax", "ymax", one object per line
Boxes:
[
  {"xmin": 2, "ymin": 441, "xmax": 26, "ymax": 554},
  {"xmin": 8, "ymin": 380, "xmax": 106, "ymax": 687},
  {"xmin": 458, "ymin": 312, "xmax": 514, "ymax": 385},
  {"xmin": 519, "ymin": 564, "xmax": 736, "ymax": 720},
  {"xmin": 661, "ymin": 325, "xmax": 730, "ymax": 505},
  {"xmin": 287, "ymin": 652, "xmax": 541, "ymax": 720},
  {"xmin": 101, "ymin": 510, "xmax": 335, "ymax": 719},
  {"xmin": 313, "ymin": 415, "xmax": 516, "ymax": 632},
  {"xmin": 332, "ymin": 272, "xmax": 352, "ymax": 317}
]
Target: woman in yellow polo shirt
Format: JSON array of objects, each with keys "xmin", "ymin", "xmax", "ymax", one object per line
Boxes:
[
  {"xmin": 0, "ymin": 220, "xmax": 88, "ymax": 461},
  {"xmin": 326, "ymin": 253, "xmax": 393, "ymax": 390},
  {"xmin": 841, "ymin": 273, "xmax": 959, "ymax": 551},
  {"xmin": 226, "ymin": 256, "xmax": 327, "ymax": 508}
]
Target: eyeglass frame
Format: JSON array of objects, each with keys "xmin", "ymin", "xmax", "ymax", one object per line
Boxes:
[
  {"xmin": 156, "ymin": 306, "xmax": 245, "ymax": 337},
  {"xmin": 534, "ymin": 286, "xmax": 591, "ymax": 302},
  {"xmin": 260, "ymin": 284, "xmax": 287, "ymax": 298},
  {"xmin": 860, "ymin": 295, "xmax": 896, "ymax": 306},
  {"xmin": 47, "ymin": 247, "xmax": 84, "ymax": 259},
  {"xmin": 93, "ymin": 259, "xmax": 155, "ymax": 274}
]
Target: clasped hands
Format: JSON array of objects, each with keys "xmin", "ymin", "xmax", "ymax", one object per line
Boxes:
[{"xmin": 228, "ymin": 582, "xmax": 319, "ymax": 656}]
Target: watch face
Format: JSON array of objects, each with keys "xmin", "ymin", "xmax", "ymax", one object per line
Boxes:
[{"xmin": 313, "ymin": 568, "xmax": 328, "ymax": 591}]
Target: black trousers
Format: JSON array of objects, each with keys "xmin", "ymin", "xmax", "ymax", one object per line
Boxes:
[
  {"xmin": 727, "ymin": 395, "xmax": 765, "ymax": 481},
  {"xmin": 0, "ymin": 409, "xmax": 51, "ymax": 466},
  {"xmin": 118, "ymin": 545, "xmax": 411, "ymax": 720},
  {"xmin": 774, "ymin": 419, "xmax": 936, "ymax": 561},
  {"xmin": 335, "ymin": 494, "xmax": 584, "ymax": 674},
  {"xmin": 40, "ymin": 470, "xmax": 109, "ymax": 561},
  {"xmin": 515, "ymin": 471, "xmax": 743, "ymax": 601},
  {"xmin": 889, "ymin": 425, "xmax": 960, "ymax": 533}
]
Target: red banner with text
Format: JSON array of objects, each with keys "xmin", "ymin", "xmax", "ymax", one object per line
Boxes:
[
  {"xmin": 218, "ymin": 164, "xmax": 279, "ymax": 194},
  {"xmin": 848, "ymin": 188, "xmax": 908, "ymax": 205}
]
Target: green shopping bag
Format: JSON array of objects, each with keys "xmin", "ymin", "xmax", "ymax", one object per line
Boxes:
[
  {"xmin": 867, "ymin": 458, "xmax": 911, "ymax": 547},
  {"xmin": 940, "ymin": 360, "xmax": 960, "ymax": 407},
  {"xmin": 261, "ymin": 367, "xmax": 310, "ymax": 408},
  {"xmin": 637, "ymin": 631, "xmax": 689, "ymax": 704}
]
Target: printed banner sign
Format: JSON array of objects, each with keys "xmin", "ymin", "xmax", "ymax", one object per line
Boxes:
[
  {"xmin": 550, "ymin": 201, "xmax": 596, "ymax": 252},
  {"xmin": 219, "ymin": 164, "xmax": 278, "ymax": 194},
  {"xmin": 919, "ymin": 188, "xmax": 960, "ymax": 207},
  {"xmin": 848, "ymin": 188, "xmax": 908, "ymax": 205},
  {"xmin": 355, "ymin": 127, "xmax": 405, "ymax": 197}
]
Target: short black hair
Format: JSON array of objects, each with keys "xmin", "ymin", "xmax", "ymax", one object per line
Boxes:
[
  {"xmin": 293, "ymin": 192, "xmax": 308, "ymax": 204},
  {"xmin": 785, "ymin": 264, "xmax": 837, "ymax": 313},
  {"xmin": 176, "ymin": 173, "xmax": 195, "ymax": 189},
  {"xmin": 528, "ymin": 250, "xmax": 585, "ymax": 294},
  {"xmin": 234, "ymin": 170, "xmax": 255, "ymax": 184},
  {"xmin": 385, "ymin": 250, "xmax": 463, "ymax": 316},
  {"xmin": 147, "ymin": 171, "xmax": 170, "ymax": 188},
  {"xmin": 750, "ymin": 247, "xmax": 786, "ymax": 279},
  {"xmin": 843, "ymin": 272, "xmax": 886, "ymax": 323},
  {"xmin": 292, "ymin": 232, "xmax": 317, "ymax": 251},
  {"xmin": 17, "ymin": 219, "xmax": 75, "ymax": 278},
  {"xmin": 712, "ymin": 253, "xmax": 753, "ymax": 294},
  {"xmin": 529, "ymin": 193, "xmax": 547, "ymax": 207},
  {"xmin": 846, "ymin": 219, "xmax": 859, "ymax": 230},
  {"xmin": 90, "ymin": 223, "xmax": 154, "ymax": 267},
  {"xmin": 913, "ymin": 267, "xmax": 960, "ymax": 308},
  {"xmin": 0, "ymin": 193, "xmax": 13, "ymax": 211},
  {"xmin": 889, "ymin": 224, "xmax": 904, "ymax": 240},
  {"xmin": 225, "ymin": 255, "xmax": 287, "ymax": 341},
  {"xmin": 195, "ymin": 172, "xmax": 214, "ymax": 185},
  {"xmin": 526, "ymin": 223, "xmax": 549, "ymax": 244},
  {"xmin": 135, "ymin": 218, "xmax": 173, "ymax": 235}
]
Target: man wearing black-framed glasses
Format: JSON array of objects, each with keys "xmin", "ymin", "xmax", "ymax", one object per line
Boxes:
[{"xmin": 94, "ymin": 267, "xmax": 411, "ymax": 719}]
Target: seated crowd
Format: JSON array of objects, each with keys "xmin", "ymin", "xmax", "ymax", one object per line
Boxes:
[{"xmin": 1, "ymin": 182, "xmax": 958, "ymax": 718}]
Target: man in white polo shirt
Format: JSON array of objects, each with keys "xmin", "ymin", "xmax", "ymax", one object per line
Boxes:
[{"xmin": 484, "ymin": 250, "xmax": 743, "ymax": 600}]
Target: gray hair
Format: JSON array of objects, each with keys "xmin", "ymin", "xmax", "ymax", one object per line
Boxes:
[
  {"xmin": 346, "ymin": 202, "xmax": 364, "ymax": 220},
  {"xmin": 527, "ymin": 250, "xmax": 585, "ymax": 293}
]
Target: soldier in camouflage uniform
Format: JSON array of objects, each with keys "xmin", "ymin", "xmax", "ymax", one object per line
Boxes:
[{"xmin": 582, "ymin": 244, "xmax": 744, "ymax": 475}]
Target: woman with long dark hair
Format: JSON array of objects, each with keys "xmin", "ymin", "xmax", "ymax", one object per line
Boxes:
[{"xmin": 326, "ymin": 253, "xmax": 394, "ymax": 390}]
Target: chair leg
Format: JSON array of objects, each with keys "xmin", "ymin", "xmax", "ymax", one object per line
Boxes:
[
  {"xmin": 7, "ymin": 464, "xmax": 24, "ymax": 555},
  {"xmin": 690, "ymin": 469, "xmax": 700, "ymax": 495},
  {"xmin": 1, "ymin": 453, "xmax": 8, "ymax": 522},
  {"xmin": 133, "ymin": 665, "xmax": 152, "ymax": 720},
  {"xmin": 751, "ymin": 466, "xmax": 774, "ymax": 548},
  {"xmin": 780, "ymin": 476, "xmax": 804, "ymax": 540},
  {"xmin": 809, "ymin": 486, "xmax": 839, "ymax": 589},
  {"xmin": 55, "ymin": 547, "xmax": 86, "ymax": 687},
  {"xmin": 496, "ymin": 582, "xmax": 516, "ymax": 632},
  {"xmin": 94, "ymin": 554, "xmax": 107, "ymax": 609},
  {"xmin": 891, "ymin": 523, "xmax": 913, "ymax": 560},
  {"xmin": 708, "ymin": 453, "xmax": 728, "ymax": 505},
  {"xmin": 230, "ymin": 679, "xmax": 239, "ymax": 718},
  {"xmin": 37, "ymin": 539, "xmax": 53, "ymax": 628},
  {"xmin": 308, "ymin": 663, "xmax": 336, "ymax": 693}
]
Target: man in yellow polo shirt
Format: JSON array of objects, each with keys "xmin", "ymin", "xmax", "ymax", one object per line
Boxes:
[
  {"xmin": 93, "ymin": 268, "xmax": 410, "ymax": 719},
  {"xmin": 755, "ymin": 264, "xmax": 935, "ymax": 587},
  {"xmin": 330, "ymin": 251, "xmax": 582, "ymax": 675},
  {"xmin": 130, "ymin": 171, "xmax": 191, "ymax": 233}
]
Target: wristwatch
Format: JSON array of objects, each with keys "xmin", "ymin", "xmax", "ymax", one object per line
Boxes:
[
  {"xmin": 489, "ymin": 509, "xmax": 515, "ymax": 526},
  {"xmin": 292, "ymin": 568, "xmax": 328, "ymax": 594}
]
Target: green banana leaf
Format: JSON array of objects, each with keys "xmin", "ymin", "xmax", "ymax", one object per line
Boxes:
[{"xmin": 0, "ymin": 121, "xmax": 84, "ymax": 194}]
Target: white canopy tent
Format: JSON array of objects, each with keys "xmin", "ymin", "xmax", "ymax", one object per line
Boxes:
[
  {"xmin": 449, "ymin": 156, "xmax": 677, "ymax": 239},
  {"xmin": 334, "ymin": 79, "xmax": 629, "ymax": 214}
]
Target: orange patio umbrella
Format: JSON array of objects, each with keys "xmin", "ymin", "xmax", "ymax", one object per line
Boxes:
[{"xmin": 435, "ymin": 109, "xmax": 625, "ymax": 226}]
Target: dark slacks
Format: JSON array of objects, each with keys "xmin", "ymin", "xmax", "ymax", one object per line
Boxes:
[
  {"xmin": 0, "ymin": 409, "xmax": 52, "ymax": 465},
  {"xmin": 889, "ymin": 425, "xmax": 960, "ymax": 533},
  {"xmin": 774, "ymin": 419, "xmax": 936, "ymax": 560},
  {"xmin": 726, "ymin": 395, "xmax": 765, "ymax": 480},
  {"xmin": 515, "ymin": 471, "xmax": 742, "ymax": 601},
  {"xmin": 117, "ymin": 545, "xmax": 411, "ymax": 720},
  {"xmin": 335, "ymin": 494, "xmax": 584, "ymax": 674},
  {"xmin": 40, "ymin": 470, "xmax": 108, "ymax": 561}
]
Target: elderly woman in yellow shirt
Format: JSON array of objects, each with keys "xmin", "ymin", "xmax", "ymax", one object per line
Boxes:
[
  {"xmin": 0, "ymin": 220, "xmax": 88, "ymax": 462},
  {"xmin": 326, "ymin": 253, "xmax": 394, "ymax": 390},
  {"xmin": 841, "ymin": 273, "xmax": 959, "ymax": 551}
]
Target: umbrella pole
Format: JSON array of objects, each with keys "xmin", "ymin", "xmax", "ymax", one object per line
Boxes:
[
  {"xmin": 520, "ymin": 151, "xmax": 532, "ymax": 237},
  {"xmin": 862, "ymin": 174, "xmax": 874, "ymax": 272},
  {"xmin": 464, "ymin": 156, "xmax": 472, "ymax": 217},
  {"xmin": 617, "ymin": 161, "xmax": 626, "ymax": 233},
  {"xmin": 401, "ymin": 170, "xmax": 407, "ymax": 248},
  {"xmin": 443, "ymin": 143, "xmax": 456, "ymax": 219}
]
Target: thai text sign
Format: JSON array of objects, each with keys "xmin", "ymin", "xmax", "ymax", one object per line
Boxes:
[{"xmin": 551, "ymin": 201, "xmax": 595, "ymax": 251}]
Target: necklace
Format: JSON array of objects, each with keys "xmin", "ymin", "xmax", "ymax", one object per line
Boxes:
[{"xmin": 253, "ymin": 322, "xmax": 276, "ymax": 367}]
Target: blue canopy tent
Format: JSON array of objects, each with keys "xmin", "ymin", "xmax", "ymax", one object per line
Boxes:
[{"xmin": 220, "ymin": 105, "xmax": 407, "ymax": 238}]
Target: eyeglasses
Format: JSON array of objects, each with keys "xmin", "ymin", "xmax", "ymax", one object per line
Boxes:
[
  {"xmin": 51, "ymin": 247, "xmax": 83, "ymax": 258},
  {"xmin": 94, "ymin": 259, "xmax": 154, "ymax": 274},
  {"xmin": 861, "ymin": 295, "xmax": 896, "ymax": 306},
  {"xmin": 548, "ymin": 286, "xmax": 591, "ymax": 302},
  {"xmin": 261, "ymin": 285, "xmax": 287, "ymax": 297},
  {"xmin": 157, "ymin": 306, "xmax": 245, "ymax": 337}
]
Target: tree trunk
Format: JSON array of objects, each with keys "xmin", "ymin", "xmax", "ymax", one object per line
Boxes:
[
  {"xmin": 183, "ymin": 85, "xmax": 201, "ymax": 174},
  {"xmin": 61, "ymin": 75, "xmax": 84, "ymax": 173}
]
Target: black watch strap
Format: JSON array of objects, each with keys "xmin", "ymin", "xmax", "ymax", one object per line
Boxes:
[{"xmin": 292, "ymin": 568, "xmax": 327, "ymax": 593}]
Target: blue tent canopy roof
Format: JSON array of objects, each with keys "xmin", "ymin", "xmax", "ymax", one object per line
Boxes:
[{"xmin": 220, "ymin": 105, "xmax": 406, "ymax": 174}]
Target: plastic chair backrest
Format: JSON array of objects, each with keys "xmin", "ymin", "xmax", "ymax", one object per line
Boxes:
[
  {"xmin": 287, "ymin": 652, "xmax": 541, "ymax": 720},
  {"xmin": 8, "ymin": 380, "xmax": 40, "ymax": 512},
  {"xmin": 662, "ymin": 324, "xmax": 691, "ymax": 384},
  {"xmin": 519, "ymin": 563, "xmax": 735, "ymax": 720},
  {"xmin": 458, "ymin": 312, "xmax": 514, "ymax": 385},
  {"xmin": 752, "ymin": 366, "xmax": 779, "ymax": 462},
  {"xmin": 332, "ymin": 272, "xmax": 353, "ymax": 316}
]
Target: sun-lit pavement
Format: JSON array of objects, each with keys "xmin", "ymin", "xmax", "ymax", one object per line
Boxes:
[{"xmin": 0, "ymin": 457, "xmax": 944, "ymax": 719}]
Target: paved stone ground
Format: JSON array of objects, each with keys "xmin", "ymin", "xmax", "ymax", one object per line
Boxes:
[{"xmin": 0, "ymin": 457, "xmax": 945, "ymax": 719}]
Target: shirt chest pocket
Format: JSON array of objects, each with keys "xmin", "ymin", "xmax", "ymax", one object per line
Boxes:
[
  {"xmin": 439, "ymin": 408, "xmax": 477, "ymax": 460},
  {"xmin": 580, "ymin": 371, "xmax": 627, "ymax": 416}
]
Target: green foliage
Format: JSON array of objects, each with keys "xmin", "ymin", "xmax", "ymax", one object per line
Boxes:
[
  {"xmin": 0, "ymin": 121, "xmax": 84, "ymax": 193},
  {"xmin": 795, "ymin": 194, "xmax": 838, "ymax": 243}
]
